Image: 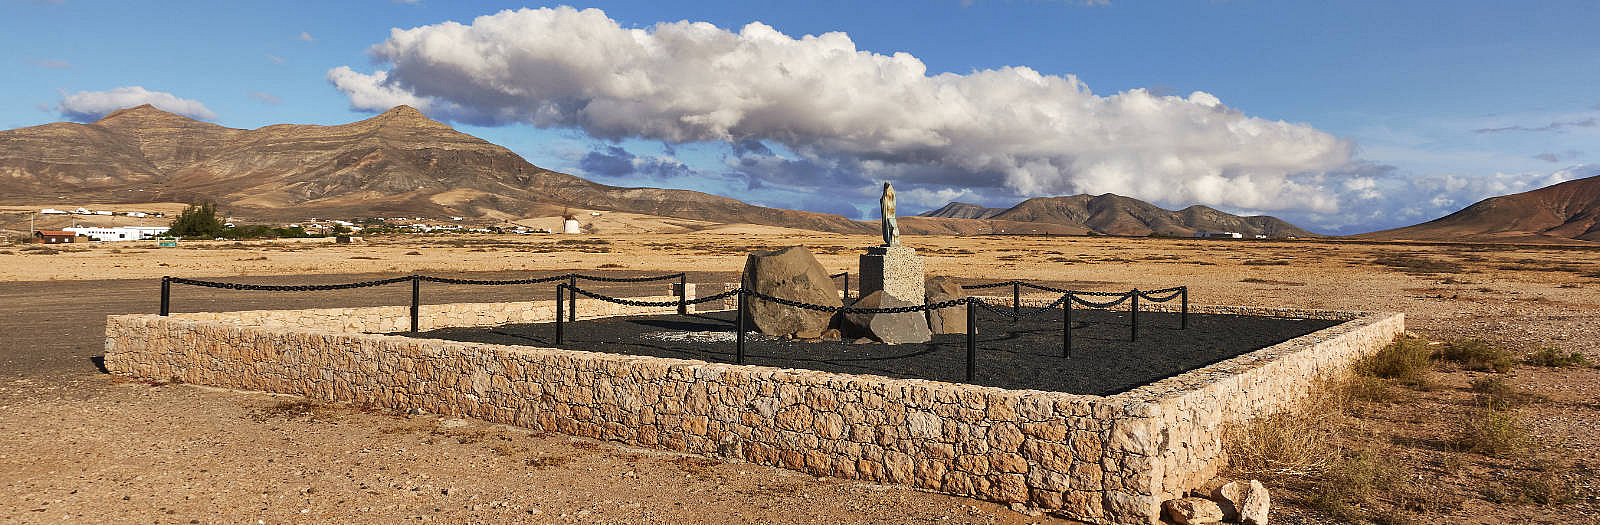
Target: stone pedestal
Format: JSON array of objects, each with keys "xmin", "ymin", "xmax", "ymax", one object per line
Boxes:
[{"xmin": 859, "ymin": 245, "xmax": 925, "ymax": 304}]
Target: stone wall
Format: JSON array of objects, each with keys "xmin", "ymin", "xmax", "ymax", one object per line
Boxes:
[
  {"xmin": 169, "ymin": 294, "xmax": 689, "ymax": 333},
  {"xmin": 105, "ymin": 301, "xmax": 1401, "ymax": 524}
]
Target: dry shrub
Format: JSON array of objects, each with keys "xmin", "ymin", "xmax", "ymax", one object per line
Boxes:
[
  {"xmin": 1468, "ymin": 377, "xmax": 1543, "ymax": 408},
  {"xmin": 1371, "ymin": 253, "xmax": 1465, "ymax": 274},
  {"xmin": 1435, "ymin": 338, "xmax": 1515, "ymax": 373},
  {"xmin": 1453, "ymin": 404, "xmax": 1527, "ymax": 458},
  {"xmin": 1481, "ymin": 472, "xmax": 1579, "ymax": 505},
  {"xmin": 1355, "ymin": 337, "xmax": 1433, "ymax": 388},
  {"xmin": 1523, "ymin": 347, "xmax": 1591, "ymax": 368},
  {"xmin": 1303, "ymin": 449, "xmax": 1405, "ymax": 521}
]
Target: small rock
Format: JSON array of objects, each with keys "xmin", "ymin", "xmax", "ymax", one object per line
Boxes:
[
  {"xmin": 851, "ymin": 337, "xmax": 873, "ymax": 344},
  {"xmin": 1213, "ymin": 480, "xmax": 1270, "ymax": 525},
  {"xmin": 819, "ymin": 328, "xmax": 842, "ymax": 340},
  {"xmin": 1163, "ymin": 497, "xmax": 1224, "ymax": 525},
  {"xmin": 438, "ymin": 418, "xmax": 468, "ymax": 428},
  {"xmin": 1008, "ymin": 502, "xmax": 1044, "ymax": 517}
]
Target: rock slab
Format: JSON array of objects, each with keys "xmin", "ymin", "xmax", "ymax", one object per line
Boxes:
[
  {"xmin": 1163, "ymin": 497, "xmax": 1224, "ymax": 525},
  {"xmin": 843, "ymin": 290, "xmax": 932, "ymax": 344},
  {"xmin": 741, "ymin": 246, "xmax": 842, "ymax": 338},
  {"xmin": 924, "ymin": 276, "xmax": 968, "ymax": 334},
  {"xmin": 859, "ymin": 245, "xmax": 925, "ymax": 304},
  {"xmin": 1214, "ymin": 480, "xmax": 1270, "ymax": 525}
]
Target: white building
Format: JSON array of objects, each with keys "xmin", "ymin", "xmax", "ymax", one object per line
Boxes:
[
  {"xmin": 1194, "ymin": 231, "xmax": 1244, "ymax": 239},
  {"xmin": 39, "ymin": 208, "xmax": 67, "ymax": 215},
  {"xmin": 65, "ymin": 226, "xmax": 169, "ymax": 242},
  {"xmin": 562, "ymin": 217, "xmax": 581, "ymax": 234}
]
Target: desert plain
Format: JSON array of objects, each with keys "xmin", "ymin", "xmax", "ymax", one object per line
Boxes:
[{"xmin": 1, "ymin": 228, "xmax": 1597, "ymax": 524}]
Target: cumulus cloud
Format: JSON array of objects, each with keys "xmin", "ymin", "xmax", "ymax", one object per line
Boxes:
[
  {"xmin": 249, "ymin": 92, "xmax": 282, "ymax": 105},
  {"xmin": 1282, "ymin": 163, "xmax": 1597, "ymax": 234},
  {"xmin": 56, "ymin": 86, "xmax": 217, "ymax": 121},
  {"xmin": 330, "ymin": 7, "xmax": 1353, "ymax": 214}
]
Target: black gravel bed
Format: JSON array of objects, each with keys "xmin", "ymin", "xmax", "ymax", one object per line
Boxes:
[{"xmin": 401, "ymin": 308, "xmax": 1342, "ymax": 396}]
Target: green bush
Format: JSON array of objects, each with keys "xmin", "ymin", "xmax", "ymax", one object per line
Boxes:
[
  {"xmin": 1436, "ymin": 339, "xmax": 1515, "ymax": 373},
  {"xmin": 1356, "ymin": 337, "xmax": 1434, "ymax": 387},
  {"xmin": 1454, "ymin": 405, "xmax": 1527, "ymax": 458},
  {"xmin": 166, "ymin": 203, "xmax": 225, "ymax": 239},
  {"xmin": 1524, "ymin": 347, "xmax": 1591, "ymax": 368}
]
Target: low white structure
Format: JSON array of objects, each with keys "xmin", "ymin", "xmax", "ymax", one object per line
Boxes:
[
  {"xmin": 562, "ymin": 217, "xmax": 581, "ymax": 234},
  {"xmin": 1194, "ymin": 231, "xmax": 1243, "ymax": 239},
  {"xmin": 64, "ymin": 226, "xmax": 168, "ymax": 241},
  {"xmin": 39, "ymin": 208, "xmax": 67, "ymax": 215}
]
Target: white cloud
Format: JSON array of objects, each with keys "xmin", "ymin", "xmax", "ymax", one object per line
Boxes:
[
  {"xmin": 249, "ymin": 92, "xmax": 282, "ymax": 105},
  {"xmin": 56, "ymin": 86, "xmax": 217, "ymax": 122},
  {"xmin": 298, "ymin": 31, "xmax": 314, "ymax": 42},
  {"xmin": 266, "ymin": 54, "xmax": 285, "ymax": 64},
  {"xmin": 331, "ymin": 7, "xmax": 1352, "ymax": 214}
]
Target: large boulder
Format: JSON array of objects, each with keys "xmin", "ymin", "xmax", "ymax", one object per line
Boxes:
[
  {"xmin": 843, "ymin": 290, "xmax": 932, "ymax": 344},
  {"xmin": 1163, "ymin": 497, "xmax": 1224, "ymax": 525},
  {"xmin": 924, "ymin": 276, "xmax": 968, "ymax": 334},
  {"xmin": 741, "ymin": 246, "xmax": 842, "ymax": 338}
]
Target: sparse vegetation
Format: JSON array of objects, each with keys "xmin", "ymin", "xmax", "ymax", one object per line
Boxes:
[
  {"xmin": 1523, "ymin": 346, "xmax": 1591, "ymax": 367},
  {"xmin": 1435, "ymin": 338, "xmax": 1515, "ymax": 373},
  {"xmin": 1372, "ymin": 252, "xmax": 1465, "ymax": 274},
  {"xmin": 1355, "ymin": 337, "xmax": 1433, "ymax": 388},
  {"xmin": 1242, "ymin": 259, "xmax": 1291, "ymax": 266},
  {"xmin": 1453, "ymin": 404, "xmax": 1527, "ymax": 458}
]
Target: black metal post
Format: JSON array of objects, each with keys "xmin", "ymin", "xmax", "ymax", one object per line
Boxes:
[
  {"xmin": 567, "ymin": 276, "xmax": 578, "ymax": 322},
  {"xmin": 554, "ymin": 284, "xmax": 565, "ymax": 344},
  {"xmin": 735, "ymin": 291, "xmax": 746, "ymax": 365},
  {"xmin": 965, "ymin": 299, "xmax": 976, "ymax": 381},
  {"xmin": 159, "ymin": 276, "xmax": 170, "ymax": 316},
  {"xmin": 1180, "ymin": 287, "xmax": 1188, "ymax": 330},
  {"xmin": 1130, "ymin": 290, "xmax": 1139, "ymax": 342},
  {"xmin": 677, "ymin": 274, "xmax": 688, "ymax": 315},
  {"xmin": 410, "ymin": 276, "xmax": 420, "ymax": 333},
  {"xmin": 1011, "ymin": 282, "xmax": 1020, "ymax": 321},
  {"xmin": 1063, "ymin": 294, "xmax": 1072, "ymax": 358},
  {"xmin": 843, "ymin": 273, "xmax": 850, "ymax": 300}
]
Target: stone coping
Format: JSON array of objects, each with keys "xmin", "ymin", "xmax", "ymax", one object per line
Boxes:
[{"xmin": 105, "ymin": 298, "xmax": 1401, "ymax": 524}]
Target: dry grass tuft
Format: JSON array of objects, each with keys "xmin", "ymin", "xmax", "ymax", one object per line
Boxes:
[
  {"xmin": 1523, "ymin": 347, "xmax": 1591, "ymax": 368},
  {"xmin": 1435, "ymin": 338, "xmax": 1516, "ymax": 373},
  {"xmin": 1355, "ymin": 337, "xmax": 1434, "ymax": 388},
  {"xmin": 1453, "ymin": 404, "xmax": 1528, "ymax": 458}
]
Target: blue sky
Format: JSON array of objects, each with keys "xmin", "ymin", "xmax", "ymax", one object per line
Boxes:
[{"xmin": 4, "ymin": 0, "xmax": 1597, "ymax": 234}]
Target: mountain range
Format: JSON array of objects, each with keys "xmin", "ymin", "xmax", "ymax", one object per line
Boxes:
[
  {"xmin": 3, "ymin": 104, "xmax": 1595, "ymax": 242},
  {"xmin": 1359, "ymin": 174, "xmax": 1600, "ymax": 243}
]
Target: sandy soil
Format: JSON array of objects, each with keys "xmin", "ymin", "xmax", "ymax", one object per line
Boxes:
[{"xmin": 2, "ymin": 231, "xmax": 1598, "ymax": 523}]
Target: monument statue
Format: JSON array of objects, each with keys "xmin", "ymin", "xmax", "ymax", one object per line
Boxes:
[{"xmin": 880, "ymin": 182, "xmax": 899, "ymax": 246}]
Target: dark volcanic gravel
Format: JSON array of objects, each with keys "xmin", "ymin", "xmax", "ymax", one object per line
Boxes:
[{"xmin": 405, "ymin": 307, "xmax": 1341, "ymax": 395}]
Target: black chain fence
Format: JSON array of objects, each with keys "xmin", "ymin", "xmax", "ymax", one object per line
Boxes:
[{"xmin": 160, "ymin": 272, "xmax": 1185, "ymax": 383}]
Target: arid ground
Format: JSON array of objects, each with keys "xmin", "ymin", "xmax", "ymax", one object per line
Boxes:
[{"xmin": 2, "ymin": 230, "xmax": 1597, "ymax": 524}]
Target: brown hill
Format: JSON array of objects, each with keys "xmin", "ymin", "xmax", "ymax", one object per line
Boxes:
[
  {"xmin": 917, "ymin": 202, "xmax": 1006, "ymax": 219},
  {"xmin": 916, "ymin": 194, "xmax": 1314, "ymax": 237},
  {"xmin": 1360, "ymin": 173, "xmax": 1600, "ymax": 242},
  {"xmin": 0, "ymin": 105, "xmax": 872, "ymax": 233}
]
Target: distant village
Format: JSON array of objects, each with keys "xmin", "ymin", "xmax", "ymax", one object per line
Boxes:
[{"xmin": 27, "ymin": 206, "xmax": 595, "ymax": 243}]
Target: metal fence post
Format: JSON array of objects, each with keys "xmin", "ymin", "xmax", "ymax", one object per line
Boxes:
[
  {"xmin": 1011, "ymin": 282, "xmax": 1020, "ymax": 320},
  {"xmin": 567, "ymin": 275, "xmax": 578, "ymax": 322},
  {"xmin": 735, "ymin": 290, "xmax": 746, "ymax": 365},
  {"xmin": 554, "ymin": 284, "xmax": 565, "ymax": 344},
  {"xmin": 677, "ymin": 274, "xmax": 688, "ymax": 315},
  {"xmin": 160, "ymin": 276, "xmax": 170, "ymax": 316},
  {"xmin": 1129, "ymin": 290, "xmax": 1139, "ymax": 342},
  {"xmin": 965, "ymin": 299, "xmax": 976, "ymax": 381},
  {"xmin": 1181, "ymin": 287, "xmax": 1188, "ymax": 330},
  {"xmin": 843, "ymin": 273, "xmax": 850, "ymax": 300},
  {"xmin": 410, "ymin": 276, "xmax": 421, "ymax": 333},
  {"xmin": 1062, "ymin": 294, "xmax": 1072, "ymax": 358}
]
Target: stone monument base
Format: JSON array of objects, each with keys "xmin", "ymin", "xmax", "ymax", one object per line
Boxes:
[{"xmin": 859, "ymin": 245, "xmax": 925, "ymax": 304}]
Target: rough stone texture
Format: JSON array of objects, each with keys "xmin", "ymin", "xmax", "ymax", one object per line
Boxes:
[
  {"xmin": 169, "ymin": 293, "xmax": 690, "ymax": 333},
  {"xmin": 106, "ymin": 301, "xmax": 1401, "ymax": 525},
  {"xmin": 741, "ymin": 246, "xmax": 842, "ymax": 338},
  {"xmin": 859, "ymin": 246, "xmax": 925, "ymax": 304},
  {"xmin": 842, "ymin": 291, "xmax": 932, "ymax": 344},
  {"xmin": 925, "ymin": 277, "xmax": 969, "ymax": 334},
  {"xmin": 1163, "ymin": 497, "xmax": 1224, "ymax": 525},
  {"xmin": 1214, "ymin": 480, "xmax": 1270, "ymax": 525}
]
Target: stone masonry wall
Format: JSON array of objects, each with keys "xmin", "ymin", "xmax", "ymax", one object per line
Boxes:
[
  {"xmin": 105, "ymin": 302, "xmax": 1401, "ymax": 524},
  {"xmin": 169, "ymin": 294, "xmax": 689, "ymax": 333}
]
